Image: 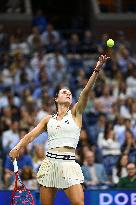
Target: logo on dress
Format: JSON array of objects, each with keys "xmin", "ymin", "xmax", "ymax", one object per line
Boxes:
[
  {"xmin": 63, "ymin": 155, "xmax": 70, "ymax": 160},
  {"xmin": 65, "ymin": 120, "xmax": 69, "ymax": 124},
  {"xmin": 56, "ymin": 124, "xmax": 61, "ymax": 129}
]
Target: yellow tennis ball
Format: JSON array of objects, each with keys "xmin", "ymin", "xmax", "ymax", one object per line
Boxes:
[{"xmin": 107, "ymin": 39, "xmax": 114, "ymax": 47}]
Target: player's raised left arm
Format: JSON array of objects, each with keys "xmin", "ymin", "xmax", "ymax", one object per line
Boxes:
[{"xmin": 74, "ymin": 55, "xmax": 109, "ymax": 114}]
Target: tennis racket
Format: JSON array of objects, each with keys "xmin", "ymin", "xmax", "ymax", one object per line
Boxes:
[{"xmin": 10, "ymin": 159, "xmax": 35, "ymax": 205}]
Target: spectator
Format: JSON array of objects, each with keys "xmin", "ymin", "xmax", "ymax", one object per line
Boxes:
[
  {"xmin": 41, "ymin": 23, "xmax": 60, "ymax": 52},
  {"xmin": 97, "ymin": 84, "xmax": 115, "ymax": 114},
  {"xmin": 126, "ymin": 69, "xmax": 136, "ymax": 98},
  {"xmin": 1, "ymin": 68, "xmax": 13, "ymax": 87},
  {"xmin": 79, "ymin": 128, "xmax": 90, "ymax": 147},
  {"xmin": 113, "ymin": 80, "xmax": 127, "ymax": 99},
  {"xmin": 44, "ymin": 49, "xmax": 68, "ymax": 86},
  {"xmin": 116, "ymin": 31, "xmax": 130, "ymax": 50},
  {"xmin": 88, "ymin": 113, "xmax": 106, "ymax": 145},
  {"xmin": 17, "ymin": 35, "xmax": 30, "ymax": 55},
  {"xmin": 0, "ymin": 24, "xmax": 8, "ymax": 51},
  {"xmin": 32, "ymin": 10, "xmax": 48, "ymax": 33},
  {"xmin": 118, "ymin": 94, "xmax": 131, "ymax": 119},
  {"xmin": 124, "ymin": 118, "xmax": 135, "ymax": 135},
  {"xmin": 114, "ymin": 116, "xmax": 126, "ymax": 146},
  {"xmin": 84, "ymin": 90, "xmax": 96, "ymax": 114},
  {"xmin": 117, "ymin": 162, "xmax": 136, "ymax": 189},
  {"xmin": 0, "ymin": 106, "xmax": 12, "ymax": 130},
  {"xmin": 67, "ymin": 33, "xmax": 82, "ymax": 54},
  {"xmin": 112, "ymin": 154, "xmax": 128, "ymax": 184},
  {"xmin": 82, "ymin": 30, "xmax": 98, "ymax": 54},
  {"xmin": 107, "ymin": 102, "xmax": 119, "ymax": 121},
  {"xmin": 36, "ymin": 102, "xmax": 50, "ymax": 122},
  {"xmin": 27, "ymin": 26, "xmax": 42, "ymax": 52},
  {"xmin": 19, "ymin": 107, "xmax": 34, "ymax": 130},
  {"xmin": 98, "ymin": 125, "xmax": 121, "ymax": 177},
  {"xmin": 97, "ymin": 33, "xmax": 109, "ymax": 54},
  {"xmin": 79, "ymin": 144, "xmax": 92, "ymax": 165},
  {"xmin": 0, "ymin": 92, "xmax": 9, "ymax": 110},
  {"xmin": 121, "ymin": 129, "xmax": 136, "ymax": 163},
  {"xmin": 2, "ymin": 120, "xmax": 20, "ymax": 154},
  {"xmin": 20, "ymin": 166, "xmax": 38, "ymax": 190},
  {"xmin": 33, "ymin": 145, "xmax": 45, "ymax": 172},
  {"xmin": 82, "ymin": 150, "xmax": 110, "ymax": 189},
  {"xmin": 115, "ymin": 45, "xmax": 130, "ymax": 74},
  {"xmin": 131, "ymin": 101, "xmax": 136, "ymax": 137}
]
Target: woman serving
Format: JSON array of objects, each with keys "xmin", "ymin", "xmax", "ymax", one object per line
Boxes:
[{"xmin": 9, "ymin": 55, "xmax": 109, "ymax": 205}]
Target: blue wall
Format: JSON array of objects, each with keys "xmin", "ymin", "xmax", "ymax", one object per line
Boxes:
[{"xmin": 1, "ymin": 190, "xmax": 136, "ymax": 205}]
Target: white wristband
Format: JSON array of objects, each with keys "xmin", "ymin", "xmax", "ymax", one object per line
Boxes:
[{"xmin": 13, "ymin": 158, "xmax": 18, "ymax": 172}]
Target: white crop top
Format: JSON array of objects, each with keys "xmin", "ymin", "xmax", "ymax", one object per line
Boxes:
[{"xmin": 47, "ymin": 110, "xmax": 81, "ymax": 149}]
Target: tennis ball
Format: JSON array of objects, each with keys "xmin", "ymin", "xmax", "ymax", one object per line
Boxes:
[{"xmin": 107, "ymin": 39, "xmax": 114, "ymax": 47}]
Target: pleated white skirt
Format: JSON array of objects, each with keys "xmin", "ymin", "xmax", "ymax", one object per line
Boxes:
[{"xmin": 37, "ymin": 151, "xmax": 84, "ymax": 189}]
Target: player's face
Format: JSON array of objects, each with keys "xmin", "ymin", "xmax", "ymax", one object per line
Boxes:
[{"xmin": 57, "ymin": 89, "xmax": 72, "ymax": 105}]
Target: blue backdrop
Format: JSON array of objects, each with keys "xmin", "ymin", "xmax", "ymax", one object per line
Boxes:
[{"xmin": 0, "ymin": 190, "xmax": 136, "ymax": 205}]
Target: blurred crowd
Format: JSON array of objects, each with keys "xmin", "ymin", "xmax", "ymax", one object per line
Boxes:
[{"xmin": 0, "ymin": 18, "xmax": 136, "ymax": 190}]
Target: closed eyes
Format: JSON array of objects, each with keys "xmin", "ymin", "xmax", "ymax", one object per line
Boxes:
[{"xmin": 62, "ymin": 91, "xmax": 72, "ymax": 95}]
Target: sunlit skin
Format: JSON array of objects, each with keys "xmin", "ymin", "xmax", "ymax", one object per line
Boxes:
[{"xmin": 56, "ymin": 89, "xmax": 72, "ymax": 106}]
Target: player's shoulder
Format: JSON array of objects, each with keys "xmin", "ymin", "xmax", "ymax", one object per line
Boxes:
[
  {"xmin": 45, "ymin": 114, "xmax": 52, "ymax": 121},
  {"xmin": 40, "ymin": 114, "xmax": 52, "ymax": 124}
]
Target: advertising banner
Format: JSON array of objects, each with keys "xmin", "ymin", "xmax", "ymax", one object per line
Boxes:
[{"xmin": 0, "ymin": 190, "xmax": 135, "ymax": 205}]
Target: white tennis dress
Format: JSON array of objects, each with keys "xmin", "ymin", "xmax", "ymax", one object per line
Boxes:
[{"xmin": 37, "ymin": 110, "xmax": 84, "ymax": 188}]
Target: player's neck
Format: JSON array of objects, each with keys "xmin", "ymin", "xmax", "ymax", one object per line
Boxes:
[{"xmin": 57, "ymin": 105, "xmax": 69, "ymax": 118}]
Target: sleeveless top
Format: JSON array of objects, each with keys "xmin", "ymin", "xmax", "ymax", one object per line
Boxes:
[{"xmin": 47, "ymin": 110, "xmax": 81, "ymax": 150}]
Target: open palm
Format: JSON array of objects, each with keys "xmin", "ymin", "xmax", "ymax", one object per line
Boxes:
[{"xmin": 96, "ymin": 55, "xmax": 110, "ymax": 69}]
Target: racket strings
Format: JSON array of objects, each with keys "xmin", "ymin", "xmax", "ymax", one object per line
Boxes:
[{"xmin": 11, "ymin": 173, "xmax": 35, "ymax": 205}]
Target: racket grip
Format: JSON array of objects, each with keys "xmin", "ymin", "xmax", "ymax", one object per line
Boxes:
[{"xmin": 13, "ymin": 158, "xmax": 18, "ymax": 172}]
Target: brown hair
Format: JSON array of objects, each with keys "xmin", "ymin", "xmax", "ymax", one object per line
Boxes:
[{"xmin": 54, "ymin": 87, "xmax": 71, "ymax": 112}]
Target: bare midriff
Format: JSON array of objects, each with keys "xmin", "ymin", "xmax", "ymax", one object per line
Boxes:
[{"xmin": 50, "ymin": 146, "xmax": 75, "ymax": 153}]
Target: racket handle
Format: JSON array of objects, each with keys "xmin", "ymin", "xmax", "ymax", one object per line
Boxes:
[{"xmin": 13, "ymin": 158, "xmax": 18, "ymax": 172}]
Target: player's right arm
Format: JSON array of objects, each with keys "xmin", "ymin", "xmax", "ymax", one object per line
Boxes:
[{"xmin": 9, "ymin": 115, "xmax": 51, "ymax": 160}]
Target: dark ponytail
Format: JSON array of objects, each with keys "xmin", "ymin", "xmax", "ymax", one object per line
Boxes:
[{"xmin": 54, "ymin": 90, "xmax": 59, "ymax": 112}]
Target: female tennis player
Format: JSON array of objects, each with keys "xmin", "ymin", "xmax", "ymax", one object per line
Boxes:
[{"xmin": 9, "ymin": 55, "xmax": 109, "ymax": 205}]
